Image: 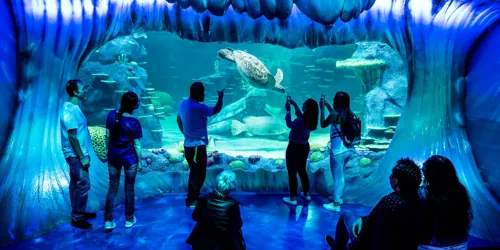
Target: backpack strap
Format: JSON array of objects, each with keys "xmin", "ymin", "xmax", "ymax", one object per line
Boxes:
[{"xmin": 333, "ymin": 113, "xmax": 350, "ymax": 147}]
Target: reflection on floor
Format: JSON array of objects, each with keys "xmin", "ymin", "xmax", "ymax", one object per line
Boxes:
[{"xmin": 4, "ymin": 193, "xmax": 500, "ymax": 250}]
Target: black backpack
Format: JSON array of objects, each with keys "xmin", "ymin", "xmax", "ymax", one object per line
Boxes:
[{"xmin": 334, "ymin": 111, "xmax": 361, "ymax": 148}]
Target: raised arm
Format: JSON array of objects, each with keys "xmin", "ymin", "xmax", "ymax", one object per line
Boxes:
[
  {"xmin": 290, "ymin": 100, "xmax": 302, "ymax": 117},
  {"xmin": 212, "ymin": 89, "xmax": 225, "ymax": 116}
]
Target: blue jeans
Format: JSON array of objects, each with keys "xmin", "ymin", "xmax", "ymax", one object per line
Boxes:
[
  {"xmin": 104, "ymin": 163, "xmax": 138, "ymax": 222},
  {"xmin": 66, "ymin": 157, "xmax": 91, "ymax": 222},
  {"xmin": 330, "ymin": 150, "xmax": 353, "ymax": 203}
]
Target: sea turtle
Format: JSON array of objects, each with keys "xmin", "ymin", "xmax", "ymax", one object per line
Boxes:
[{"xmin": 218, "ymin": 48, "xmax": 286, "ymax": 93}]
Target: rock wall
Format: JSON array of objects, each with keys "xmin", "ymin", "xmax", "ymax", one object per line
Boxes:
[{"xmin": 352, "ymin": 42, "xmax": 408, "ymax": 130}]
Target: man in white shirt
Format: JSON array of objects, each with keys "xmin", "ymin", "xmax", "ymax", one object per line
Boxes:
[{"xmin": 60, "ymin": 79, "xmax": 94, "ymax": 229}]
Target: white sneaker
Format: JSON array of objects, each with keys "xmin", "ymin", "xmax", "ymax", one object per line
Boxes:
[
  {"xmin": 323, "ymin": 202, "xmax": 341, "ymax": 212},
  {"xmin": 104, "ymin": 221, "xmax": 116, "ymax": 230},
  {"xmin": 299, "ymin": 192, "xmax": 311, "ymax": 201},
  {"xmin": 125, "ymin": 216, "xmax": 137, "ymax": 228},
  {"xmin": 282, "ymin": 197, "xmax": 297, "ymax": 206}
]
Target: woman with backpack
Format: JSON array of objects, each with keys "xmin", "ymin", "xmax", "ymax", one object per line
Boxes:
[
  {"xmin": 282, "ymin": 96, "xmax": 319, "ymax": 206},
  {"xmin": 320, "ymin": 92, "xmax": 359, "ymax": 212},
  {"xmin": 104, "ymin": 91, "xmax": 143, "ymax": 230}
]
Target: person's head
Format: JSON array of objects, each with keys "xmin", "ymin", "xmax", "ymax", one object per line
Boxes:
[
  {"xmin": 333, "ymin": 91, "xmax": 350, "ymax": 110},
  {"xmin": 119, "ymin": 91, "xmax": 140, "ymax": 114},
  {"xmin": 65, "ymin": 79, "xmax": 86, "ymax": 100},
  {"xmin": 389, "ymin": 158, "xmax": 422, "ymax": 195},
  {"xmin": 216, "ymin": 170, "xmax": 237, "ymax": 195},
  {"xmin": 422, "ymin": 155, "xmax": 473, "ymax": 240},
  {"xmin": 190, "ymin": 82, "xmax": 205, "ymax": 102},
  {"xmin": 302, "ymin": 98, "xmax": 319, "ymax": 131},
  {"xmin": 422, "ymin": 155, "xmax": 460, "ymax": 188}
]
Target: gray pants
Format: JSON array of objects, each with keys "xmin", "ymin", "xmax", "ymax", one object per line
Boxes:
[
  {"xmin": 330, "ymin": 150, "xmax": 353, "ymax": 203},
  {"xmin": 104, "ymin": 163, "xmax": 138, "ymax": 222},
  {"xmin": 66, "ymin": 157, "xmax": 91, "ymax": 222}
]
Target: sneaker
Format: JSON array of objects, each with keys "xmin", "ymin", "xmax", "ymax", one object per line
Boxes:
[
  {"xmin": 325, "ymin": 235, "xmax": 335, "ymax": 248},
  {"xmin": 328, "ymin": 196, "xmax": 344, "ymax": 204},
  {"xmin": 188, "ymin": 200, "xmax": 199, "ymax": 208},
  {"xmin": 282, "ymin": 197, "xmax": 297, "ymax": 206},
  {"xmin": 299, "ymin": 192, "xmax": 311, "ymax": 201},
  {"xmin": 125, "ymin": 216, "xmax": 137, "ymax": 228},
  {"xmin": 104, "ymin": 221, "xmax": 116, "ymax": 230},
  {"xmin": 71, "ymin": 220, "xmax": 93, "ymax": 229},
  {"xmin": 323, "ymin": 202, "xmax": 341, "ymax": 212}
]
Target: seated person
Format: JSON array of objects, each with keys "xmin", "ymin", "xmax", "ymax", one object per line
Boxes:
[
  {"xmin": 186, "ymin": 170, "xmax": 246, "ymax": 250},
  {"xmin": 325, "ymin": 158, "xmax": 422, "ymax": 250},
  {"xmin": 418, "ymin": 155, "xmax": 472, "ymax": 250}
]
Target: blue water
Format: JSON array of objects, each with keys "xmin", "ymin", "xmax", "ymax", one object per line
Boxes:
[{"xmin": 2, "ymin": 193, "xmax": 499, "ymax": 250}]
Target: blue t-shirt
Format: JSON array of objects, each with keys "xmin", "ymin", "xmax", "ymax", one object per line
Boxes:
[
  {"xmin": 285, "ymin": 113, "xmax": 311, "ymax": 145},
  {"xmin": 178, "ymin": 98, "xmax": 214, "ymax": 147},
  {"xmin": 106, "ymin": 110, "xmax": 143, "ymax": 166}
]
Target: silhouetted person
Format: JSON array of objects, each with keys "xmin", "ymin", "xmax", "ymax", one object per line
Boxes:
[
  {"xmin": 186, "ymin": 170, "xmax": 246, "ymax": 250},
  {"xmin": 418, "ymin": 155, "xmax": 473, "ymax": 250},
  {"xmin": 104, "ymin": 91, "xmax": 143, "ymax": 230},
  {"xmin": 177, "ymin": 82, "xmax": 224, "ymax": 207},
  {"xmin": 60, "ymin": 79, "xmax": 95, "ymax": 229},
  {"xmin": 282, "ymin": 96, "xmax": 319, "ymax": 205},
  {"xmin": 320, "ymin": 92, "xmax": 357, "ymax": 212},
  {"xmin": 325, "ymin": 158, "xmax": 422, "ymax": 250}
]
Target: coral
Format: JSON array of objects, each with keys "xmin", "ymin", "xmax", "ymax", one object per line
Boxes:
[
  {"xmin": 229, "ymin": 160, "xmax": 246, "ymax": 169},
  {"xmin": 141, "ymin": 150, "xmax": 170, "ymax": 172},
  {"xmin": 248, "ymin": 155, "xmax": 261, "ymax": 164},
  {"xmin": 274, "ymin": 159, "xmax": 284, "ymax": 165},
  {"xmin": 336, "ymin": 58, "xmax": 387, "ymax": 93},
  {"xmin": 115, "ymin": 54, "xmax": 128, "ymax": 64},
  {"xmin": 309, "ymin": 151, "xmax": 325, "ymax": 162},
  {"xmin": 210, "ymin": 151, "xmax": 221, "ymax": 163},
  {"xmin": 88, "ymin": 126, "xmax": 107, "ymax": 163},
  {"xmin": 359, "ymin": 157, "xmax": 372, "ymax": 168},
  {"xmin": 169, "ymin": 152, "xmax": 185, "ymax": 163},
  {"xmin": 310, "ymin": 142, "xmax": 327, "ymax": 152},
  {"xmin": 182, "ymin": 160, "xmax": 189, "ymax": 170},
  {"xmin": 175, "ymin": 141, "xmax": 184, "ymax": 153}
]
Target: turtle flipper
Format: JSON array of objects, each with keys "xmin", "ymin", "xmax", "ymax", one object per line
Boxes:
[{"xmin": 272, "ymin": 68, "xmax": 285, "ymax": 93}]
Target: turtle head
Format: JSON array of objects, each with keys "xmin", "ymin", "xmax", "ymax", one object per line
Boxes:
[{"xmin": 218, "ymin": 48, "xmax": 235, "ymax": 62}]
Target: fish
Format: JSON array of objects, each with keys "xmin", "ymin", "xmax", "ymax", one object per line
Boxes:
[
  {"xmin": 230, "ymin": 116, "xmax": 288, "ymax": 137},
  {"xmin": 208, "ymin": 120, "xmax": 234, "ymax": 134}
]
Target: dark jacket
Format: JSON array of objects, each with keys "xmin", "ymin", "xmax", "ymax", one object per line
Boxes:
[
  {"xmin": 349, "ymin": 192, "xmax": 421, "ymax": 250},
  {"xmin": 186, "ymin": 190, "xmax": 246, "ymax": 250}
]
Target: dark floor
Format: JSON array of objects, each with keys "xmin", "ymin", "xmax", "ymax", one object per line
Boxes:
[{"xmin": 2, "ymin": 193, "xmax": 500, "ymax": 250}]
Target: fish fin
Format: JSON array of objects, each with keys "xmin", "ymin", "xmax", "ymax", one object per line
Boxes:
[
  {"xmin": 230, "ymin": 120, "xmax": 247, "ymax": 136},
  {"xmin": 274, "ymin": 68, "xmax": 283, "ymax": 86}
]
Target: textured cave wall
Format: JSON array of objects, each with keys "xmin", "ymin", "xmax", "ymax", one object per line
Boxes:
[
  {"xmin": 0, "ymin": 0, "xmax": 500, "ymax": 244},
  {"xmin": 466, "ymin": 23, "xmax": 500, "ymax": 202},
  {"xmin": 0, "ymin": 2, "xmax": 17, "ymax": 156}
]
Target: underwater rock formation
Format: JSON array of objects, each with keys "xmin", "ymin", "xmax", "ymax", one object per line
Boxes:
[
  {"xmin": 1, "ymin": 0, "xmax": 500, "ymax": 244},
  {"xmin": 77, "ymin": 36, "xmax": 164, "ymax": 148}
]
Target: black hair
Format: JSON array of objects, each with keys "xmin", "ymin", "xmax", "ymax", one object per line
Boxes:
[
  {"xmin": 303, "ymin": 98, "xmax": 319, "ymax": 131},
  {"xmin": 391, "ymin": 157, "xmax": 422, "ymax": 196},
  {"xmin": 116, "ymin": 91, "xmax": 139, "ymax": 121},
  {"xmin": 333, "ymin": 91, "xmax": 354, "ymax": 125},
  {"xmin": 66, "ymin": 79, "xmax": 81, "ymax": 97},
  {"xmin": 190, "ymin": 82, "xmax": 204, "ymax": 100},
  {"xmin": 422, "ymin": 155, "xmax": 473, "ymax": 243}
]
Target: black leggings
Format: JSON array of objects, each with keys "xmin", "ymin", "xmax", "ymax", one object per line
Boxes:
[
  {"xmin": 286, "ymin": 141, "xmax": 311, "ymax": 197},
  {"xmin": 184, "ymin": 145, "xmax": 208, "ymax": 205}
]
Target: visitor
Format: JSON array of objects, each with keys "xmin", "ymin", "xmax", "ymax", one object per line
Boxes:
[
  {"xmin": 325, "ymin": 158, "xmax": 422, "ymax": 250},
  {"xmin": 320, "ymin": 92, "xmax": 355, "ymax": 212},
  {"xmin": 186, "ymin": 170, "xmax": 246, "ymax": 250},
  {"xmin": 418, "ymin": 155, "xmax": 472, "ymax": 250},
  {"xmin": 103, "ymin": 91, "xmax": 143, "ymax": 230},
  {"xmin": 60, "ymin": 79, "xmax": 95, "ymax": 229},
  {"xmin": 282, "ymin": 96, "xmax": 319, "ymax": 205},
  {"xmin": 177, "ymin": 82, "xmax": 224, "ymax": 208}
]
